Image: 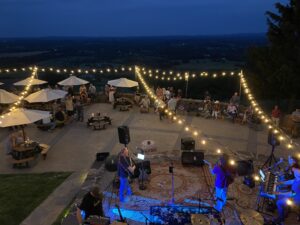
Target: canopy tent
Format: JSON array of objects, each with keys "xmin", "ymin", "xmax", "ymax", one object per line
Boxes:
[
  {"xmin": 14, "ymin": 77, "xmax": 48, "ymax": 86},
  {"xmin": 107, "ymin": 78, "xmax": 138, "ymax": 88},
  {"xmin": 24, "ymin": 88, "xmax": 67, "ymax": 103},
  {"xmin": 0, "ymin": 89, "xmax": 19, "ymax": 104},
  {"xmin": 58, "ymin": 76, "xmax": 89, "ymax": 86}
]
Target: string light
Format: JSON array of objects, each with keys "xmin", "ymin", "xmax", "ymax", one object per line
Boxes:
[
  {"xmin": 0, "ymin": 66, "xmax": 38, "ymax": 123},
  {"xmin": 240, "ymin": 70, "xmax": 295, "ymax": 150},
  {"xmin": 1, "ymin": 65, "xmax": 296, "ymax": 150}
]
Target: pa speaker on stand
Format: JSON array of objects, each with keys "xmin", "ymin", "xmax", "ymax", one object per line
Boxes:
[
  {"xmin": 263, "ymin": 129, "xmax": 280, "ymax": 168},
  {"xmin": 118, "ymin": 126, "xmax": 130, "ymax": 146}
]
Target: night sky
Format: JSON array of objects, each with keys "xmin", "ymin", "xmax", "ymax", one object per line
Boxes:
[{"xmin": 0, "ymin": 0, "xmax": 289, "ymax": 37}]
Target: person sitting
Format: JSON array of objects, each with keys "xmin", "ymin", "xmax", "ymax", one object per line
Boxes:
[
  {"xmin": 140, "ymin": 96, "xmax": 150, "ymax": 113},
  {"xmin": 291, "ymin": 109, "xmax": 300, "ymax": 137},
  {"xmin": 227, "ymin": 102, "xmax": 238, "ymax": 122},
  {"xmin": 5, "ymin": 130, "xmax": 25, "ymax": 155},
  {"xmin": 167, "ymin": 95, "xmax": 178, "ymax": 114},
  {"xmin": 76, "ymin": 186, "xmax": 104, "ymax": 224},
  {"xmin": 47, "ymin": 107, "xmax": 66, "ymax": 131},
  {"xmin": 271, "ymin": 105, "xmax": 281, "ymax": 127},
  {"xmin": 212, "ymin": 101, "xmax": 221, "ymax": 119},
  {"xmin": 242, "ymin": 106, "xmax": 254, "ymax": 124}
]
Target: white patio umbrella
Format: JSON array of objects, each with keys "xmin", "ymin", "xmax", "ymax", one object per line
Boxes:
[
  {"xmin": 14, "ymin": 77, "xmax": 47, "ymax": 86},
  {"xmin": 0, "ymin": 89, "xmax": 19, "ymax": 104},
  {"xmin": 107, "ymin": 78, "xmax": 138, "ymax": 88},
  {"xmin": 0, "ymin": 108, "xmax": 51, "ymax": 138},
  {"xmin": 58, "ymin": 76, "xmax": 89, "ymax": 86},
  {"xmin": 24, "ymin": 88, "xmax": 67, "ymax": 103}
]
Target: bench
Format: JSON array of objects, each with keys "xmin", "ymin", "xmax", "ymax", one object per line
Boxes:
[
  {"xmin": 9, "ymin": 156, "xmax": 35, "ymax": 168},
  {"xmin": 39, "ymin": 144, "xmax": 50, "ymax": 160}
]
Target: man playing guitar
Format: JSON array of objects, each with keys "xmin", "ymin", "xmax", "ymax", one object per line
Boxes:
[
  {"xmin": 204, "ymin": 154, "xmax": 235, "ymax": 212},
  {"xmin": 118, "ymin": 147, "xmax": 136, "ymax": 202}
]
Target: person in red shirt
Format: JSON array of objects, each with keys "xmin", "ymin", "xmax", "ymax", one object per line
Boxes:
[{"xmin": 271, "ymin": 105, "xmax": 281, "ymax": 126}]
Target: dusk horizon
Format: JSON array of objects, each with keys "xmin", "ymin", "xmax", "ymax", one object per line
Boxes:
[{"xmin": 0, "ymin": 0, "xmax": 288, "ymax": 38}]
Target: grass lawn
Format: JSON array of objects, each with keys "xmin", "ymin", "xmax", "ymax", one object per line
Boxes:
[{"xmin": 0, "ymin": 172, "xmax": 71, "ymax": 225}]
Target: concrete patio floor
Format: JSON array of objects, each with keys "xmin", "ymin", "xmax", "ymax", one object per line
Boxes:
[{"xmin": 0, "ymin": 103, "xmax": 299, "ymax": 174}]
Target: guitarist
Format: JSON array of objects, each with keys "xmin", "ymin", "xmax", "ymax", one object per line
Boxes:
[
  {"xmin": 118, "ymin": 147, "xmax": 136, "ymax": 202},
  {"xmin": 204, "ymin": 154, "xmax": 235, "ymax": 212}
]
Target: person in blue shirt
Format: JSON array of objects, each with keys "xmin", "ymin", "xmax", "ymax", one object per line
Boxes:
[
  {"xmin": 118, "ymin": 147, "xmax": 135, "ymax": 202},
  {"xmin": 205, "ymin": 154, "xmax": 235, "ymax": 212},
  {"xmin": 275, "ymin": 167, "xmax": 300, "ymax": 224}
]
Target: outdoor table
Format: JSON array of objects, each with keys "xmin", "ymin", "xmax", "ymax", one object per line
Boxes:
[{"xmin": 12, "ymin": 142, "xmax": 39, "ymax": 160}]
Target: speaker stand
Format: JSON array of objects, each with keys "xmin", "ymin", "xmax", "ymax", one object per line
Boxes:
[
  {"xmin": 169, "ymin": 163, "xmax": 175, "ymax": 205},
  {"xmin": 139, "ymin": 160, "xmax": 147, "ymax": 190},
  {"xmin": 262, "ymin": 145, "xmax": 278, "ymax": 168}
]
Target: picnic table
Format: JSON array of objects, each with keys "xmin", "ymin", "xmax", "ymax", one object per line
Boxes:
[
  {"xmin": 87, "ymin": 114, "xmax": 112, "ymax": 130},
  {"xmin": 9, "ymin": 142, "xmax": 50, "ymax": 168}
]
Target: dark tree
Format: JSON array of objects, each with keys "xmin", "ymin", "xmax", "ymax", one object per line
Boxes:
[{"xmin": 246, "ymin": 0, "xmax": 300, "ymax": 109}]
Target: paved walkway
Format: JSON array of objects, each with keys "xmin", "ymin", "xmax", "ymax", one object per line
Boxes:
[{"xmin": 0, "ymin": 103, "xmax": 299, "ymax": 225}]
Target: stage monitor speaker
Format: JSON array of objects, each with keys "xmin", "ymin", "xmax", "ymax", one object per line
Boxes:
[
  {"xmin": 105, "ymin": 155, "xmax": 118, "ymax": 172},
  {"xmin": 118, "ymin": 126, "xmax": 130, "ymax": 145},
  {"xmin": 181, "ymin": 151, "xmax": 204, "ymax": 166},
  {"xmin": 268, "ymin": 130, "xmax": 280, "ymax": 146},
  {"xmin": 237, "ymin": 160, "xmax": 254, "ymax": 176},
  {"xmin": 133, "ymin": 160, "xmax": 151, "ymax": 178},
  {"xmin": 181, "ymin": 137, "xmax": 195, "ymax": 151},
  {"xmin": 96, "ymin": 152, "xmax": 110, "ymax": 161}
]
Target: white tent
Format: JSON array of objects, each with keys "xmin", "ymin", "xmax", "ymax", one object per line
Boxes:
[
  {"xmin": 24, "ymin": 88, "xmax": 67, "ymax": 103},
  {"xmin": 58, "ymin": 76, "xmax": 89, "ymax": 86},
  {"xmin": 107, "ymin": 78, "xmax": 138, "ymax": 88},
  {"xmin": 14, "ymin": 77, "xmax": 47, "ymax": 86},
  {"xmin": 0, "ymin": 89, "xmax": 19, "ymax": 104},
  {"xmin": 0, "ymin": 108, "xmax": 50, "ymax": 127}
]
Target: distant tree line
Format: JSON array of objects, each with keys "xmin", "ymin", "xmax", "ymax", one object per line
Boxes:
[{"xmin": 246, "ymin": 0, "xmax": 300, "ymax": 110}]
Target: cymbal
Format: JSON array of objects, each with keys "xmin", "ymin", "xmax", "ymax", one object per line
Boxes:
[
  {"xmin": 240, "ymin": 209, "xmax": 264, "ymax": 225},
  {"xmin": 191, "ymin": 214, "xmax": 210, "ymax": 225}
]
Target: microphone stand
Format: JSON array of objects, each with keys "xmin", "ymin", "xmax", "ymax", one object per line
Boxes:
[
  {"xmin": 140, "ymin": 212, "xmax": 150, "ymax": 225},
  {"xmin": 169, "ymin": 161, "xmax": 175, "ymax": 205}
]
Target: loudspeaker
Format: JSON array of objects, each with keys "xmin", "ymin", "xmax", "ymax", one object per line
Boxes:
[
  {"xmin": 133, "ymin": 160, "xmax": 151, "ymax": 178},
  {"xmin": 237, "ymin": 160, "xmax": 254, "ymax": 176},
  {"xmin": 181, "ymin": 151, "xmax": 204, "ymax": 166},
  {"xmin": 268, "ymin": 130, "xmax": 280, "ymax": 146},
  {"xmin": 96, "ymin": 152, "xmax": 110, "ymax": 161},
  {"xmin": 181, "ymin": 137, "xmax": 195, "ymax": 151},
  {"xmin": 105, "ymin": 155, "xmax": 118, "ymax": 172},
  {"xmin": 118, "ymin": 126, "xmax": 130, "ymax": 145}
]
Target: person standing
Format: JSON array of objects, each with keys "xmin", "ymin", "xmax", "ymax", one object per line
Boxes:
[
  {"xmin": 205, "ymin": 154, "xmax": 235, "ymax": 212},
  {"xmin": 118, "ymin": 147, "xmax": 135, "ymax": 202},
  {"xmin": 65, "ymin": 95, "xmax": 74, "ymax": 118},
  {"xmin": 271, "ymin": 105, "xmax": 281, "ymax": 126}
]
